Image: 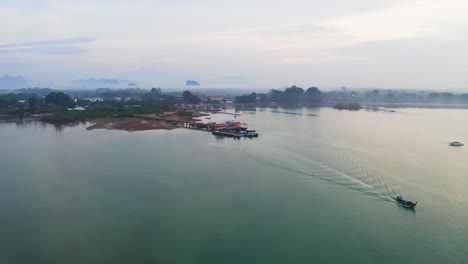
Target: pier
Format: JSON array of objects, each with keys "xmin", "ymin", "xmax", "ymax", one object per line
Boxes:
[
  {"xmin": 133, "ymin": 114, "xmax": 258, "ymax": 138},
  {"xmin": 134, "ymin": 114, "xmax": 217, "ymax": 130}
]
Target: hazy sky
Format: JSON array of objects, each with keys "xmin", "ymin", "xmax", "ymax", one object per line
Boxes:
[{"xmin": 1, "ymin": 0, "xmax": 467, "ymax": 89}]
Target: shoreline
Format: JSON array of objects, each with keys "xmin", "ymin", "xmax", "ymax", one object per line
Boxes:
[
  {"xmin": 86, "ymin": 117, "xmax": 178, "ymax": 132},
  {"xmin": 2, "ymin": 103, "xmax": 468, "ymax": 132},
  {"xmin": 220, "ymin": 102, "xmax": 468, "ymax": 108}
]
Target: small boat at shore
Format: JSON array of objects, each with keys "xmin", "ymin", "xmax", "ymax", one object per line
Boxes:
[
  {"xmin": 449, "ymin": 141, "xmax": 464, "ymax": 146},
  {"xmin": 396, "ymin": 196, "xmax": 417, "ymax": 208},
  {"xmin": 246, "ymin": 129, "xmax": 258, "ymax": 137}
]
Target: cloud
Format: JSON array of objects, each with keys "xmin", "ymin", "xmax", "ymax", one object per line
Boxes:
[
  {"xmin": 333, "ymin": 37, "xmax": 468, "ymax": 63},
  {"xmin": 279, "ymin": 55, "xmax": 353, "ymax": 65},
  {"xmin": 0, "ymin": 46, "xmax": 86, "ymax": 55},
  {"xmin": 0, "ymin": 37, "xmax": 96, "ymax": 48},
  {"xmin": 221, "ymin": 24, "xmax": 333, "ymax": 38},
  {"xmin": 0, "ymin": 37, "xmax": 95, "ymax": 55},
  {"xmin": 1, "ymin": 1, "xmax": 468, "ymax": 89},
  {"xmin": 323, "ymin": 0, "xmax": 468, "ymax": 44}
]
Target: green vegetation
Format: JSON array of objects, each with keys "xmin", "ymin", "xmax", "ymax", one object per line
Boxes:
[
  {"xmin": 3, "ymin": 86, "xmax": 468, "ymax": 124},
  {"xmin": 235, "ymin": 86, "xmax": 322, "ymax": 104},
  {"xmin": 176, "ymin": 110, "xmax": 193, "ymax": 117},
  {"xmin": 235, "ymin": 87, "xmax": 468, "ymax": 105},
  {"xmin": 45, "ymin": 92, "xmax": 75, "ymax": 108},
  {"xmin": 235, "ymin": 92, "xmax": 259, "ymax": 103},
  {"xmin": 42, "ymin": 98, "xmax": 176, "ymax": 123},
  {"xmin": 0, "ymin": 89, "xmax": 178, "ymax": 123},
  {"xmin": 0, "ymin": 93, "xmax": 45, "ymax": 116},
  {"xmin": 182, "ymin": 90, "xmax": 200, "ymax": 104},
  {"xmin": 333, "ymin": 103, "xmax": 362, "ymax": 111},
  {"xmin": 0, "ymin": 95, "xmax": 18, "ymax": 109},
  {"xmin": 323, "ymin": 89, "xmax": 468, "ymax": 104}
]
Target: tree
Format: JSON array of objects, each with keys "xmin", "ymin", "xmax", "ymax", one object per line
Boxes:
[
  {"xmin": 151, "ymin": 87, "xmax": 162, "ymax": 95},
  {"xmin": 161, "ymin": 97, "xmax": 177, "ymax": 111},
  {"xmin": 0, "ymin": 95, "xmax": 18, "ymax": 109},
  {"xmin": 440, "ymin": 92, "xmax": 454, "ymax": 103},
  {"xmin": 366, "ymin": 89, "xmax": 381, "ymax": 101},
  {"xmin": 45, "ymin": 92, "xmax": 75, "ymax": 107},
  {"xmin": 384, "ymin": 91, "xmax": 395, "ymax": 102},
  {"xmin": 182, "ymin": 90, "xmax": 200, "ymax": 104},
  {"xmin": 284, "ymin": 85, "xmax": 304, "ymax": 102},
  {"xmin": 268, "ymin": 89, "xmax": 282, "ymax": 102},
  {"xmin": 460, "ymin": 93, "xmax": 468, "ymax": 103},
  {"xmin": 304, "ymin": 87, "xmax": 321, "ymax": 103},
  {"xmin": 257, "ymin": 93, "xmax": 267, "ymax": 102},
  {"xmin": 235, "ymin": 92, "xmax": 257, "ymax": 103},
  {"xmin": 28, "ymin": 97, "xmax": 38, "ymax": 110},
  {"xmin": 428, "ymin": 92, "xmax": 440, "ymax": 102}
]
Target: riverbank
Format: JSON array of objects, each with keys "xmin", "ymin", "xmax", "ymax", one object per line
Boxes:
[
  {"xmin": 84, "ymin": 110, "xmax": 216, "ymax": 132},
  {"xmin": 0, "ymin": 110, "xmax": 211, "ymax": 132},
  {"xmin": 86, "ymin": 117, "xmax": 178, "ymax": 132},
  {"xmin": 221, "ymin": 102, "xmax": 468, "ymax": 108}
]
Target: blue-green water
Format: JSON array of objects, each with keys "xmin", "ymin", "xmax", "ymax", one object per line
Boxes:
[{"xmin": 1, "ymin": 107, "xmax": 467, "ymax": 263}]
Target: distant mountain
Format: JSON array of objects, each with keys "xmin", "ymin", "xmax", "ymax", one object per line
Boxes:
[
  {"xmin": 0, "ymin": 75, "xmax": 32, "ymax": 89},
  {"xmin": 14, "ymin": 88, "xmax": 56, "ymax": 97},
  {"xmin": 73, "ymin": 78, "xmax": 136, "ymax": 87},
  {"xmin": 186, "ymin": 80, "xmax": 200, "ymax": 86},
  {"xmin": 122, "ymin": 68, "xmax": 192, "ymax": 88},
  {"xmin": 163, "ymin": 88, "xmax": 268, "ymax": 97}
]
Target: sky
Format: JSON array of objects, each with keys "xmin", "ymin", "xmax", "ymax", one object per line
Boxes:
[{"xmin": 1, "ymin": 0, "xmax": 468, "ymax": 89}]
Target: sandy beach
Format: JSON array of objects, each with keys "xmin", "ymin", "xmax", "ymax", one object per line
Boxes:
[{"xmin": 86, "ymin": 117, "xmax": 178, "ymax": 132}]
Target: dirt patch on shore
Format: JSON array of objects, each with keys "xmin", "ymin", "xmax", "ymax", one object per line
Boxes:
[{"xmin": 87, "ymin": 117, "xmax": 178, "ymax": 132}]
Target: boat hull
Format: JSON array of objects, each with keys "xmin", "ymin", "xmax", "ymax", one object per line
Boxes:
[
  {"xmin": 396, "ymin": 197, "xmax": 417, "ymax": 208},
  {"xmin": 397, "ymin": 202, "xmax": 417, "ymax": 208}
]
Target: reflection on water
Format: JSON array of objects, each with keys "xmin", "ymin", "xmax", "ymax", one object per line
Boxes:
[
  {"xmin": 395, "ymin": 203, "xmax": 417, "ymax": 215},
  {"xmin": 51, "ymin": 121, "xmax": 87, "ymax": 132},
  {"xmin": 270, "ymin": 110, "xmax": 318, "ymax": 116},
  {"xmin": 1, "ymin": 119, "xmax": 38, "ymax": 126},
  {"xmin": 0, "ymin": 119, "xmax": 87, "ymax": 132}
]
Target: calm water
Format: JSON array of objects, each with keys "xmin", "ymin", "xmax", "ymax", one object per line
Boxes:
[{"xmin": 1, "ymin": 107, "xmax": 467, "ymax": 263}]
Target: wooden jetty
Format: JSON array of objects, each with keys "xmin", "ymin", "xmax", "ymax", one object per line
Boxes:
[
  {"xmin": 133, "ymin": 114, "xmax": 258, "ymax": 138},
  {"xmin": 133, "ymin": 114, "xmax": 217, "ymax": 130}
]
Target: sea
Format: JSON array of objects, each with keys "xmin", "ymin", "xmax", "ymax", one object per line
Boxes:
[{"xmin": 0, "ymin": 107, "xmax": 467, "ymax": 263}]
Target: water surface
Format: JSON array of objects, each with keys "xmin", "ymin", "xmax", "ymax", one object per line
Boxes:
[{"xmin": 1, "ymin": 107, "xmax": 467, "ymax": 263}]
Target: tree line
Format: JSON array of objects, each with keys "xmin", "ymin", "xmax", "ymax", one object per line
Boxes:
[
  {"xmin": 235, "ymin": 86, "xmax": 322, "ymax": 103},
  {"xmin": 0, "ymin": 89, "xmax": 179, "ymax": 123},
  {"xmin": 235, "ymin": 87, "xmax": 468, "ymax": 104}
]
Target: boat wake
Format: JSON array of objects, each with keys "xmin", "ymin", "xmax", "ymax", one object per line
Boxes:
[{"xmin": 242, "ymin": 142, "xmax": 399, "ymax": 203}]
